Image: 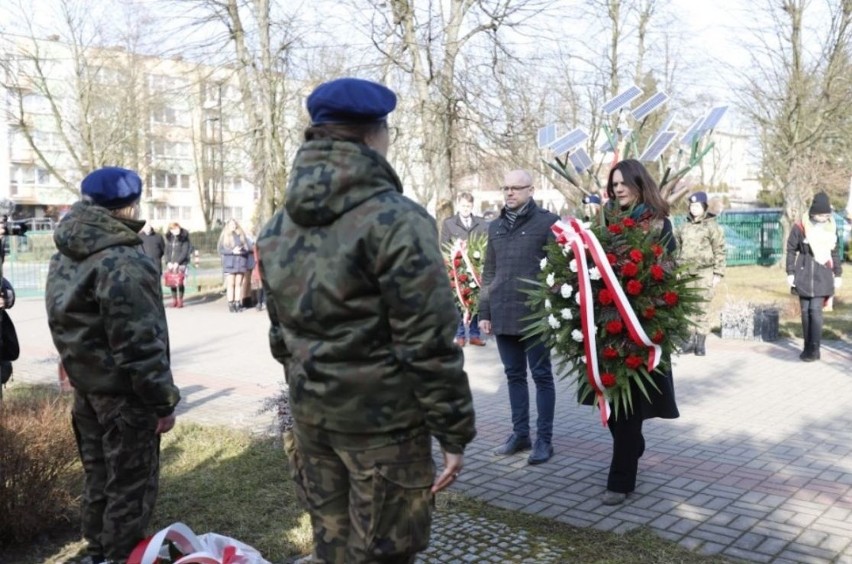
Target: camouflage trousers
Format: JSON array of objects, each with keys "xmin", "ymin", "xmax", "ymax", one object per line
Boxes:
[
  {"xmin": 71, "ymin": 391, "xmax": 161, "ymax": 561},
  {"xmin": 284, "ymin": 422, "xmax": 436, "ymax": 564},
  {"xmin": 686, "ymin": 267, "xmax": 717, "ymax": 335}
]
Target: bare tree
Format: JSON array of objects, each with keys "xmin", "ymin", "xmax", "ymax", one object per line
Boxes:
[{"xmin": 738, "ymin": 0, "xmax": 852, "ymax": 252}]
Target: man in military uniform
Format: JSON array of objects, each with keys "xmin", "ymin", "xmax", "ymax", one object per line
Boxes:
[
  {"xmin": 674, "ymin": 191, "xmax": 726, "ymax": 355},
  {"xmin": 441, "ymin": 191, "xmax": 488, "ymax": 346},
  {"xmin": 257, "ymin": 78, "xmax": 476, "ymax": 563},
  {"xmin": 45, "ymin": 167, "xmax": 180, "ymax": 564},
  {"xmin": 581, "ymin": 193, "xmax": 602, "ymax": 222}
]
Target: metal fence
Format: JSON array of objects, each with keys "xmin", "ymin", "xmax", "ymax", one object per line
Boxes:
[{"xmin": 673, "ymin": 210, "xmax": 849, "ymax": 267}]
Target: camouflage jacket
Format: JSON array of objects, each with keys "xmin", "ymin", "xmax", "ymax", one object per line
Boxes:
[
  {"xmin": 46, "ymin": 201, "xmax": 180, "ymax": 417},
  {"xmin": 674, "ymin": 214, "xmax": 726, "ymax": 277},
  {"xmin": 257, "ymin": 140, "xmax": 476, "ymax": 454}
]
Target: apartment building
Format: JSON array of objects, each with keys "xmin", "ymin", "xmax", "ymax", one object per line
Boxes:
[{"xmin": 0, "ymin": 32, "xmax": 258, "ymax": 233}]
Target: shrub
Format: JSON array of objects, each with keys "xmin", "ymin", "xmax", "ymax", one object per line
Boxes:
[{"xmin": 0, "ymin": 386, "xmax": 80, "ymax": 546}]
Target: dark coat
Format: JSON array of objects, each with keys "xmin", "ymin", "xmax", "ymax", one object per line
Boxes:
[
  {"xmin": 164, "ymin": 228, "xmax": 191, "ymax": 266},
  {"xmin": 219, "ymin": 232, "xmax": 250, "ymax": 274},
  {"xmin": 479, "ymin": 199, "xmax": 558, "ymax": 336},
  {"xmin": 440, "ymin": 214, "xmax": 488, "ymax": 246},
  {"xmin": 579, "ymin": 208, "xmax": 679, "ymax": 421},
  {"xmin": 786, "ymin": 223, "xmax": 842, "ymax": 298},
  {"xmin": 139, "ymin": 231, "xmax": 165, "ymax": 273}
]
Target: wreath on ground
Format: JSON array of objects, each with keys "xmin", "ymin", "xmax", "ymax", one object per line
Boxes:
[
  {"xmin": 523, "ymin": 209, "xmax": 703, "ymax": 422},
  {"xmin": 445, "ymin": 233, "xmax": 488, "ymax": 324}
]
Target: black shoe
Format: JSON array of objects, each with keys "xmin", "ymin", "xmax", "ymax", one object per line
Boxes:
[
  {"xmin": 527, "ymin": 439, "xmax": 554, "ymax": 465},
  {"xmin": 493, "ymin": 433, "xmax": 532, "ymax": 456}
]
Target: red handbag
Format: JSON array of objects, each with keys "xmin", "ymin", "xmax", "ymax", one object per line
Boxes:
[{"xmin": 163, "ymin": 271, "xmax": 185, "ymax": 288}]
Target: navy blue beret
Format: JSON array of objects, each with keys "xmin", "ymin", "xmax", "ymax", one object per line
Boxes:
[
  {"xmin": 307, "ymin": 78, "xmax": 397, "ymax": 125},
  {"xmin": 81, "ymin": 167, "xmax": 143, "ymax": 210},
  {"xmin": 688, "ymin": 191, "xmax": 708, "ymax": 204},
  {"xmin": 582, "ymin": 194, "xmax": 601, "ymax": 205}
]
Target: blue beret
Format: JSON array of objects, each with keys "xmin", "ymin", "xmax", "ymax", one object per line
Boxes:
[
  {"xmin": 688, "ymin": 191, "xmax": 708, "ymax": 204},
  {"xmin": 307, "ymin": 78, "xmax": 397, "ymax": 125},
  {"xmin": 582, "ymin": 194, "xmax": 601, "ymax": 205},
  {"xmin": 81, "ymin": 167, "xmax": 143, "ymax": 210}
]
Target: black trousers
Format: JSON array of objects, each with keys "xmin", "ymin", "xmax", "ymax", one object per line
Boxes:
[
  {"xmin": 799, "ymin": 296, "xmax": 824, "ymax": 349},
  {"xmin": 607, "ymin": 413, "xmax": 646, "ymax": 493}
]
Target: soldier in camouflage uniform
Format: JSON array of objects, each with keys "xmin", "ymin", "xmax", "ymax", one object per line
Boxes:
[
  {"xmin": 674, "ymin": 191, "xmax": 726, "ymax": 356},
  {"xmin": 45, "ymin": 167, "xmax": 180, "ymax": 564},
  {"xmin": 257, "ymin": 78, "xmax": 476, "ymax": 564}
]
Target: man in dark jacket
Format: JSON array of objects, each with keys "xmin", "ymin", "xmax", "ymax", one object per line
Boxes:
[
  {"xmin": 139, "ymin": 221, "xmax": 165, "ymax": 275},
  {"xmin": 441, "ymin": 191, "xmax": 488, "ymax": 346},
  {"xmin": 258, "ymin": 78, "xmax": 475, "ymax": 563},
  {"xmin": 479, "ymin": 169, "xmax": 558, "ymax": 465},
  {"xmin": 45, "ymin": 167, "xmax": 180, "ymax": 564}
]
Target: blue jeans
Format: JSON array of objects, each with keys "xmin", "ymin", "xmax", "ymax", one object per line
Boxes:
[
  {"xmin": 455, "ymin": 314, "xmax": 480, "ymax": 339},
  {"xmin": 495, "ymin": 335, "xmax": 555, "ymax": 442}
]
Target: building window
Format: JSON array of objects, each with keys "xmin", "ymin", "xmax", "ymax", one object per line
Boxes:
[
  {"xmin": 147, "ymin": 170, "xmax": 189, "ymax": 190},
  {"xmin": 182, "ymin": 206, "xmax": 192, "ymax": 220}
]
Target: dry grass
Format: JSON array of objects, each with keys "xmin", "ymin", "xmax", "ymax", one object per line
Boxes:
[
  {"xmin": 708, "ymin": 264, "xmax": 851, "ymax": 341},
  {"xmin": 0, "ymin": 386, "xmax": 80, "ymax": 547}
]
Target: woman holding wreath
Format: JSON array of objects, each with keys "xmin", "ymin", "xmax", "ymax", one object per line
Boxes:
[{"xmin": 591, "ymin": 159, "xmax": 680, "ymax": 505}]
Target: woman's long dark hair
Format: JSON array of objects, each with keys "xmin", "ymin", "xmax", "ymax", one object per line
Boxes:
[
  {"xmin": 605, "ymin": 159, "xmax": 670, "ymax": 220},
  {"xmin": 304, "ymin": 122, "xmax": 384, "ymax": 144}
]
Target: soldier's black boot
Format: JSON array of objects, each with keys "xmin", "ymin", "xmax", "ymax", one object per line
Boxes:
[
  {"xmin": 695, "ymin": 334, "xmax": 706, "ymax": 356},
  {"xmin": 680, "ymin": 333, "xmax": 696, "ymax": 354}
]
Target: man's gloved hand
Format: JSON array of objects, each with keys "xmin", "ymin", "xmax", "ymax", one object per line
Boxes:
[
  {"xmin": 787, "ymin": 274, "xmax": 795, "ymax": 287},
  {"xmin": 835, "ymin": 278, "xmax": 843, "ymax": 290}
]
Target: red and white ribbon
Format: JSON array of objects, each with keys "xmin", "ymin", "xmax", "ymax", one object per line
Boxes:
[{"xmin": 551, "ymin": 218, "xmax": 662, "ymax": 426}]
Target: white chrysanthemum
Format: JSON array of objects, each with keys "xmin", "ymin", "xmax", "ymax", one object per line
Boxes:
[
  {"xmin": 469, "ymin": 282, "xmax": 477, "ymax": 288},
  {"xmin": 589, "ymin": 267, "xmax": 601, "ymax": 280},
  {"xmin": 560, "ymin": 284, "xmax": 573, "ymax": 299},
  {"xmin": 560, "ymin": 308, "xmax": 573, "ymax": 320},
  {"xmin": 473, "ymin": 251, "xmax": 481, "ymax": 259},
  {"xmin": 571, "ymin": 329, "xmax": 584, "ymax": 342},
  {"xmin": 569, "ymin": 259, "xmax": 578, "ymax": 273},
  {"xmin": 540, "ymin": 257, "xmax": 548, "ymax": 271},
  {"xmin": 547, "ymin": 314, "xmax": 561, "ymax": 329},
  {"xmin": 546, "ymin": 272, "xmax": 556, "ymax": 287},
  {"xmin": 545, "ymin": 298, "xmax": 552, "ymax": 310},
  {"xmin": 575, "ymin": 292, "xmax": 582, "ymax": 305}
]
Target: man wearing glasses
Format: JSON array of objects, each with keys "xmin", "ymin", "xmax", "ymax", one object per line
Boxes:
[{"xmin": 479, "ymin": 169, "xmax": 559, "ymax": 465}]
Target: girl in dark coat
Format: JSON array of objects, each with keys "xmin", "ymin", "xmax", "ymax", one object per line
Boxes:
[
  {"xmin": 786, "ymin": 192, "xmax": 843, "ymax": 361},
  {"xmin": 218, "ymin": 218, "xmax": 250, "ymax": 312},
  {"xmin": 164, "ymin": 223, "xmax": 192, "ymax": 308},
  {"xmin": 595, "ymin": 159, "xmax": 680, "ymax": 506}
]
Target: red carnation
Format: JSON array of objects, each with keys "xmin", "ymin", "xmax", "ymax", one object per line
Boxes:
[
  {"xmin": 462, "ymin": 287, "xmax": 472, "ymax": 296},
  {"xmin": 602, "ymin": 346, "xmax": 619, "ymax": 359},
  {"xmin": 652, "ymin": 329, "xmax": 665, "ymax": 343},
  {"xmin": 663, "ymin": 291, "xmax": 679, "ymax": 306},
  {"xmin": 454, "ymin": 258, "xmax": 462, "ymax": 267},
  {"xmin": 601, "ymin": 373, "xmax": 617, "ymax": 388},
  {"xmin": 606, "ymin": 320, "xmax": 623, "ymax": 334},
  {"xmin": 626, "ymin": 280, "xmax": 643, "ymax": 295},
  {"xmin": 598, "ymin": 288, "xmax": 614, "ymax": 305},
  {"xmin": 556, "ymin": 233, "xmax": 568, "ymax": 245},
  {"xmin": 458, "ymin": 274, "xmax": 468, "ymax": 283},
  {"xmin": 650, "ymin": 264, "xmax": 665, "ymax": 281},
  {"xmin": 606, "ymin": 253, "xmax": 617, "ymax": 265},
  {"xmin": 622, "ymin": 218, "xmax": 636, "ymax": 228},
  {"xmin": 607, "ymin": 224, "xmax": 623, "ymax": 235},
  {"xmin": 621, "ymin": 262, "xmax": 639, "ymax": 277},
  {"xmin": 651, "ymin": 244, "xmax": 663, "ymax": 257},
  {"xmin": 625, "ymin": 355, "xmax": 643, "ymax": 370},
  {"xmin": 629, "ymin": 249, "xmax": 644, "ymax": 263},
  {"xmin": 644, "ymin": 306, "xmax": 656, "ymax": 319}
]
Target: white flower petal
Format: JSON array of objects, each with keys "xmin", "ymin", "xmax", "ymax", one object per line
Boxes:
[
  {"xmin": 560, "ymin": 308, "xmax": 573, "ymax": 320},
  {"xmin": 546, "ymin": 273, "xmax": 556, "ymax": 287},
  {"xmin": 560, "ymin": 284, "xmax": 573, "ymax": 299},
  {"xmin": 545, "ymin": 298, "xmax": 552, "ymax": 311},
  {"xmin": 547, "ymin": 314, "xmax": 561, "ymax": 329},
  {"xmin": 571, "ymin": 329, "xmax": 584, "ymax": 342},
  {"xmin": 589, "ymin": 267, "xmax": 601, "ymax": 280},
  {"xmin": 540, "ymin": 257, "xmax": 548, "ymax": 271},
  {"xmin": 575, "ymin": 292, "xmax": 582, "ymax": 305},
  {"xmin": 473, "ymin": 251, "xmax": 481, "ymax": 259},
  {"xmin": 569, "ymin": 259, "xmax": 578, "ymax": 273}
]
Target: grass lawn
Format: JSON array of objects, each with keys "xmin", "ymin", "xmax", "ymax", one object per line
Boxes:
[
  {"xmin": 709, "ymin": 264, "xmax": 851, "ymax": 341},
  {"xmin": 5, "ymin": 415, "xmax": 734, "ymax": 564}
]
